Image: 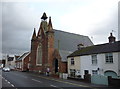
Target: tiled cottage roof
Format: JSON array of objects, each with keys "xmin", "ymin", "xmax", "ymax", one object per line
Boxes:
[
  {"xmin": 17, "ymin": 52, "xmax": 29, "ymax": 61},
  {"xmin": 68, "ymin": 41, "xmax": 120, "ymax": 57}
]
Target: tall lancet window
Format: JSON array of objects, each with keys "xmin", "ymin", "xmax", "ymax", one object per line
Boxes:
[{"xmin": 36, "ymin": 43, "xmax": 42, "ymax": 66}]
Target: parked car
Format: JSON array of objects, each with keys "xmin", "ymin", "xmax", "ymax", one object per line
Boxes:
[
  {"xmin": 9, "ymin": 66, "xmax": 15, "ymax": 71},
  {"xmin": 2, "ymin": 67, "xmax": 10, "ymax": 72}
]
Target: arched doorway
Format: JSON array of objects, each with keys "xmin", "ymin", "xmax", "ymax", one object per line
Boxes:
[
  {"xmin": 54, "ymin": 59, "xmax": 58, "ymax": 73},
  {"xmin": 104, "ymin": 71, "xmax": 118, "ymax": 78}
]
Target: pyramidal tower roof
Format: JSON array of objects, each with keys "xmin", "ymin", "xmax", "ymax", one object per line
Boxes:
[
  {"xmin": 32, "ymin": 28, "xmax": 36, "ymax": 39},
  {"xmin": 48, "ymin": 16, "xmax": 53, "ymax": 31},
  {"xmin": 41, "ymin": 12, "xmax": 48, "ymax": 20}
]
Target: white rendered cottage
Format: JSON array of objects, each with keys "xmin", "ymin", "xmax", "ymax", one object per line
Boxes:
[{"xmin": 67, "ymin": 33, "xmax": 120, "ymax": 78}]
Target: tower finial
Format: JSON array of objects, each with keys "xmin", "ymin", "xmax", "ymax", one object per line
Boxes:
[
  {"xmin": 41, "ymin": 12, "xmax": 48, "ymax": 20},
  {"xmin": 48, "ymin": 16, "xmax": 53, "ymax": 31},
  {"xmin": 32, "ymin": 28, "xmax": 36, "ymax": 39},
  {"xmin": 37, "ymin": 23, "xmax": 42, "ymax": 37}
]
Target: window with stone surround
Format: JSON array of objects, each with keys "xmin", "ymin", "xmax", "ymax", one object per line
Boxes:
[{"xmin": 36, "ymin": 43, "xmax": 42, "ymax": 65}]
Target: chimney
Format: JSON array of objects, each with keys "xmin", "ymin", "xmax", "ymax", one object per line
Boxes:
[
  {"xmin": 77, "ymin": 43, "xmax": 84, "ymax": 50},
  {"xmin": 108, "ymin": 33, "xmax": 116, "ymax": 43}
]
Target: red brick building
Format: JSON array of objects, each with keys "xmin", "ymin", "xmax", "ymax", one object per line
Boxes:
[
  {"xmin": 15, "ymin": 52, "xmax": 30, "ymax": 71},
  {"xmin": 29, "ymin": 12, "xmax": 93, "ymax": 75}
]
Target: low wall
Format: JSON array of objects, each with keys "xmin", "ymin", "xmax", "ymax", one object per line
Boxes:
[
  {"xmin": 67, "ymin": 77, "xmax": 85, "ymax": 82},
  {"xmin": 108, "ymin": 76, "xmax": 120, "ymax": 87},
  {"xmin": 68, "ymin": 74, "xmax": 91, "ymax": 83},
  {"xmin": 91, "ymin": 75, "xmax": 108, "ymax": 85}
]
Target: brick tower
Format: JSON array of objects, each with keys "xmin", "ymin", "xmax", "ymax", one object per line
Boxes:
[{"xmin": 46, "ymin": 17, "xmax": 55, "ymax": 73}]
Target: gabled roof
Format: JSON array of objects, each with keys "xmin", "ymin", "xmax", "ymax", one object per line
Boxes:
[
  {"xmin": 16, "ymin": 52, "xmax": 29, "ymax": 61},
  {"xmin": 15, "ymin": 55, "xmax": 20, "ymax": 60},
  {"xmin": 54, "ymin": 30, "xmax": 93, "ymax": 62},
  {"xmin": 68, "ymin": 41, "xmax": 120, "ymax": 57},
  {"xmin": 54, "ymin": 30, "xmax": 93, "ymax": 52}
]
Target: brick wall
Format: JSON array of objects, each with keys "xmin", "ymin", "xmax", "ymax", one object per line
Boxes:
[{"xmin": 23, "ymin": 53, "xmax": 30, "ymax": 71}]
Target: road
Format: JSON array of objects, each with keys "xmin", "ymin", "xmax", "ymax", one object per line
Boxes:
[{"xmin": 1, "ymin": 71, "xmax": 119, "ymax": 89}]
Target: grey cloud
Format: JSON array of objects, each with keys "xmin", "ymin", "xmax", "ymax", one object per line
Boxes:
[
  {"xmin": 89, "ymin": 10, "xmax": 118, "ymax": 44},
  {"xmin": 2, "ymin": 2, "xmax": 35, "ymax": 55}
]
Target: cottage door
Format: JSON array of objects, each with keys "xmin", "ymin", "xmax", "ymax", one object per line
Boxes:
[{"xmin": 54, "ymin": 59, "xmax": 58, "ymax": 73}]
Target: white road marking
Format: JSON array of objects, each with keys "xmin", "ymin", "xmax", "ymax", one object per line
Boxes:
[
  {"xmin": 2, "ymin": 76, "xmax": 15, "ymax": 87},
  {"xmin": 32, "ymin": 79, "xmax": 42, "ymax": 83},
  {"xmin": 7, "ymin": 81, "xmax": 10, "ymax": 84},
  {"xmin": 11, "ymin": 84, "xmax": 15, "ymax": 87},
  {"xmin": 50, "ymin": 84, "xmax": 57, "ymax": 87},
  {"xmin": 5, "ymin": 79, "xmax": 7, "ymax": 82}
]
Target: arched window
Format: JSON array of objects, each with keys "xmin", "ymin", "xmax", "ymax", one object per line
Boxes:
[{"xmin": 36, "ymin": 43, "xmax": 42, "ymax": 65}]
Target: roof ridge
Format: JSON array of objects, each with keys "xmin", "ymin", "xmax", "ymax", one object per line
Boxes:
[
  {"xmin": 80, "ymin": 41, "xmax": 120, "ymax": 49},
  {"xmin": 68, "ymin": 41, "xmax": 120, "ymax": 57},
  {"xmin": 54, "ymin": 29, "xmax": 88, "ymax": 37}
]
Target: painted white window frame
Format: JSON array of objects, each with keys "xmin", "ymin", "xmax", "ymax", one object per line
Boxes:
[
  {"xmin": 92, "ymin": 70, "xmax": 98, "ymax": 75},
  {"xmin": 105, "ymin": 53, "xmax": 113, "ymax": 63},
  {"xmin": 91, "ymin": 54, "xmax": 97, "ymax": 65}
]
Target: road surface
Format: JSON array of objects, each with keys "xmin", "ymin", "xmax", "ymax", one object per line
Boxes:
[{"xmin": 1, "ymin": 71, "xmax": 119, "ymax": 89}]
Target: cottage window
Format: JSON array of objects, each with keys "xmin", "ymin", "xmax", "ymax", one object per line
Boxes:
[
  {"xmin": 92, "ymin": 70, "xmax": 98, "ymax": 75},
  {"xmin": 91, "ymin": 54, "xmax": 97, "ymax": 65},
  {"xmin": 71, "ymin": 58, "xmax": 74, "ymax": 65},
  {"xmin": 36, "ymin": 43, "xmax": 42, "ymax": 65},
  {"xmin": 105, "ymin": 53, "xmax": 113, "ymax": 63}
]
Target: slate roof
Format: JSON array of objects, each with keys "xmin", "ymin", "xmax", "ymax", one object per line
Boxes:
[
  {"xmin": 59, "ymin": 50, "xmax": 72, "ymax": 62},
  {"xmin": 68, "ymin": 41, "xmax": 120, "ymax": 57},
  {"xmin": 54, "ymin": 30, "xmax": 93, "ymax": 62},
  {"xmin": 54, "ymin": 30, "xmax": 93, "ymax": 52},
  {"xmin": 16, "ymin": 52, "xmax": 29, "ymax": 61}
]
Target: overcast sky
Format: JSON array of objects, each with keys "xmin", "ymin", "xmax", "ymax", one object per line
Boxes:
[{"xmin": 1, "ymin": 0, "xmax": 120, "ymax": 57}]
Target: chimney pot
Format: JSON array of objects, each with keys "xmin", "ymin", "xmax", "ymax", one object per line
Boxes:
[
  {"xmin": 108, "ymin": 33, "xmax": 116, "ymax": 43},
  {"xmin": 77, "ymin": 43, "xmax": 84, "ymax": 50}
]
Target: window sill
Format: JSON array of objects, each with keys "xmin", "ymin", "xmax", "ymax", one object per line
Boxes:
[
  {"xmin": 105, "ymin": 63, "xmax": 114, "ymax": 64},
  {"xmin": 36, "ymin": 64, "xmax": 42, "ymax": 66}
]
